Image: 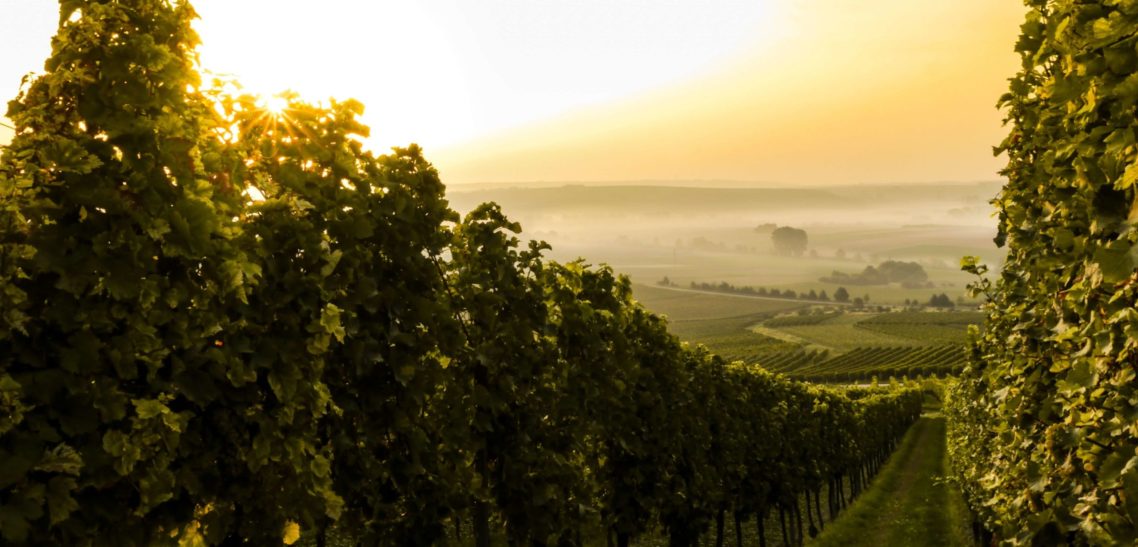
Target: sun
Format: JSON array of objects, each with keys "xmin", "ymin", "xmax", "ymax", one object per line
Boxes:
[{"xmin": 258, "ymin": 94, "xmax": 289, "ymax": 116}]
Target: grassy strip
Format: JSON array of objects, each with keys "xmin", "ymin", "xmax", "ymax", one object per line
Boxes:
[
  {"xmin": 942, "ymin": 423, "xmax": 975, "ymax": 546},
  {"xmin": 812, "ymin": 416, "xmax": 970, "ymax": 547}
]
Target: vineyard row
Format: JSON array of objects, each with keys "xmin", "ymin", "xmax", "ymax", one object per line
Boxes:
[{"xmin": 0, "ymin": 4, "xmax": 924, "ymax": 545}]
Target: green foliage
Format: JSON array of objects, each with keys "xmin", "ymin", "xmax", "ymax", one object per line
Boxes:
[
  {"xmin": 946, "ymin": 2, "xmax": 1138, "ymax": 544},
  {"xmin": 0, "ymin": 2, "xmax": 279, "ymax": 543}
]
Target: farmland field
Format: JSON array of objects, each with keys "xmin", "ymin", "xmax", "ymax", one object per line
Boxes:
[
  {"xmin": 631, "ymin": 284, "xmax": 804, "ymax": 361},
  {"xmin": 631, "ymin": 284, "xmax": 808, "ymax": 320},
  {"xmin": 630, "ymin": 287, "xmax": 981, "ymax": 380},
  {"xmin": 755, "ymin": 310, "xmax": 983, "ymax": 353},
  {"xmin": 855, "ymin": 311, "xmax": 983, "ymax": 345},
  {"xmin": 757, "ymin": 312, "xmax": 921, "ymax": 352},
  {"xmin": 752, "ymin": 312, "xmax": 978, "ymax": 379},
  {"xmin": 786, "ymin": 345, "xmax": 966, "ymax": 381},
  {"xmin": 450, "ymin": 194, "xmax": 996, "ymax": 379}
]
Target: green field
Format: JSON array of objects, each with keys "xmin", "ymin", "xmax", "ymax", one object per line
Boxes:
[
  {"xmin": 749, "ymin": 312, "xmax": 979, "ymax": 380},
  {"xmin": 523, "ymin": 183, "xmax": 1002, "ymax": 381},
  {"xmin": 629, "ymin": 288, "xmax": 981, "ymax": 381},
  {"xmin": 856, "ymin": 311, "xmax": 983, "ymax": 344},
  {"xmin": 631, "ymin": 284, "xmax": 803, "ymax": 361},
  {"xmin": 753, "ymin": 310, "xmax": 982, "ymax": 352},
  {"xmin": 631, "ymin": 284, "xmax": 808, "ymax": 320},
  {"xmin": 789, "ymin": 345, "xmax": 966, "ymax": 381},
  {"xmin": 757, "ymin": 312, "xmax": 923, "ymax": 352}
]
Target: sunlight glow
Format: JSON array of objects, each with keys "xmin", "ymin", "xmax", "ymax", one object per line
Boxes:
[
  {"xmin": 189, "ymin": 0, "xmax": 783, "ymax": 152},
  {"xmin": 258, "ymin": 95, "xmax": 289, "ymax": 117},
  {"xmin": 245, "ymin": 185, "xmax": 266, "ymax": 203},
  {"xmin": 0, "ymin": 1, "xmax": 1023, "ymax": 185}
]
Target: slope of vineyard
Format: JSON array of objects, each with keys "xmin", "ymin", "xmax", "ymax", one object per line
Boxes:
[
  {"xmin": 945, "ymin": 2, "xmax": 1138, "ymax": 544},
  {"xmin": 760, "ymin": 312, "xmax": 923, "ymax": 351},
  {"xmin": 0, "ymin": 4, "xmax": 924, "ymax": 546},
  {"xmin": 754, "ymin": 348, "xmax": 831, "ymax": 374},
  {"xmin": 760, "ymin": 345, "xmax": 965, "ymax": 382},
  {"xmin": 632, "ymin": 284, "xmax": 806, "ymax": 320},
  {"xmin": 750, "ymin": 311, "xmax": 974, "ymax": 381},
  {"xmin": 631, "ymin": 284, "xmax": 803, "ymax": 361},
  {"xmin": 855, "ymin": 311, "xmax": 982, "ymax": 345}
]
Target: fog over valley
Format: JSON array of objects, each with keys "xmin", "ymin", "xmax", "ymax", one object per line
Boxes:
[{"xmin": 446, "ymin": 181, "xmax": 1004, "ymax": 307}]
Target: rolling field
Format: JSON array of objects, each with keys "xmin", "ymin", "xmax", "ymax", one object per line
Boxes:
[
  {"xmin": 857, "ymin": 323, "xmax": 970, "ymax": 345},
  {"xmin": 605, "ymin": 245, "xmax": 982, "ymax": 307},
  {"xmin": 858, "ymin": 311, "xmax": 983, "ymax": 325},
  {"xmin": 631, "ymin": 284, "xmax": 809, "ymax": 320},
  {"xmin": 757, "ymin": 313, "xmax": 922, "ymax": 352},
  {"xmin": 763, "ymin": 312, "xmax": 843, "ymax": 327},
  {"xmin": 788, "ymin": 345, "xmax": 966, "ymax": 381},
  {"xmin": 753, "ymin": 311, "xmax": 979, "ymax": 380},
  {"xmin": 856, "ymin": 311, "xmax": 983, "ymax": 344},
  {"xmin": 755, "ymin": 310, "xmax": 983, "ymax": 353},
  {"xmin": 632, "ymin": 283, "xmax": 979, "ymax": 381},
  {"xmin": 631, "ymin": 284, "xmax": 804, "ymax": 361},
  {"xmin": 451, "ymin": 184, "xmax": 1004, "ymax": 308},
  {"xmin": 754, "ymin": 348, "xmax": 832, "ymax": 374}
]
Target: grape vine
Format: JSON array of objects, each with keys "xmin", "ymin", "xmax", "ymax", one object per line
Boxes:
[
  {"xmin": 0, "ymin": 2, "xmax": 923, "ymax": 545},
  {"xmin": 946, "ymin": 1, "xmax": 1138, "ymax": 544}
]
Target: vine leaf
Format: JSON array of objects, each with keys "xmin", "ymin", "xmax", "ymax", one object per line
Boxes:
[{"xmin": 1093, "ymin": 242, "xmax": 1135, "ymax": 284}]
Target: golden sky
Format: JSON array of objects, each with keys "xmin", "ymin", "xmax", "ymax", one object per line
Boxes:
[{"xmin": 0, "ymin": 1, "xmax": 1024, "ymax": 185}]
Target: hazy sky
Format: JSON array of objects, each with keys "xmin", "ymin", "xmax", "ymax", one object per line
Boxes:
[{"xmin": 0, "ymin": 1, "xmax": 1024, "ymax": 185}]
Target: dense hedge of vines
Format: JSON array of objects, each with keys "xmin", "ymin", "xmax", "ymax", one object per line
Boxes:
[
  {"xmin": 946, "ymin": 1, "xmax": 1138, "ymax": 544},
  {"xmin": 0, "ymin": 2, "xmax": 923, "ymax": 545}
]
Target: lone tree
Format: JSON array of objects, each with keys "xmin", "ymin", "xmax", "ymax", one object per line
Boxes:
[
  {"xmin": 927, "ymin": 293, "xmax": 955, "ymax": 309},
  {"xmin": 771, "ymin": 226, "xmax": 808, "ymax": 256},
  {"xmin": 833, "ymin": 287, "xmax": 850, "ymax": 303}
]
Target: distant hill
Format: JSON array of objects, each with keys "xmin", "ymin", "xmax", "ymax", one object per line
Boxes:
[
  {"xmin": 446, "ymin": 185, "xmax": 857, "ymax": 216},
  {"xmin": 445, "ymin": 182, "xmax": 1004, "ymax": 221},
  {"xmin": 824, "ymin": 182, "xmax": 1002, "ymax": 206}
]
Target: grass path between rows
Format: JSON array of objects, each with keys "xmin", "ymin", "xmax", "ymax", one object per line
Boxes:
[{"xmin": 812, "ymin": 415, "xmax": 972, "ymax": 547}]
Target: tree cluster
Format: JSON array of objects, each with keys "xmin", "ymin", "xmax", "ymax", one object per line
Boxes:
[
  {"xmin": 925, "ymin": 294, "xmax": 955, "ymax": 309},
  {"xmin": 819, "ymin": 260, "xmax": 929, "ymax": 287},
  {"xmin": 688, "ymin": 280, "xmax": 831, "ymax": 302}
]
